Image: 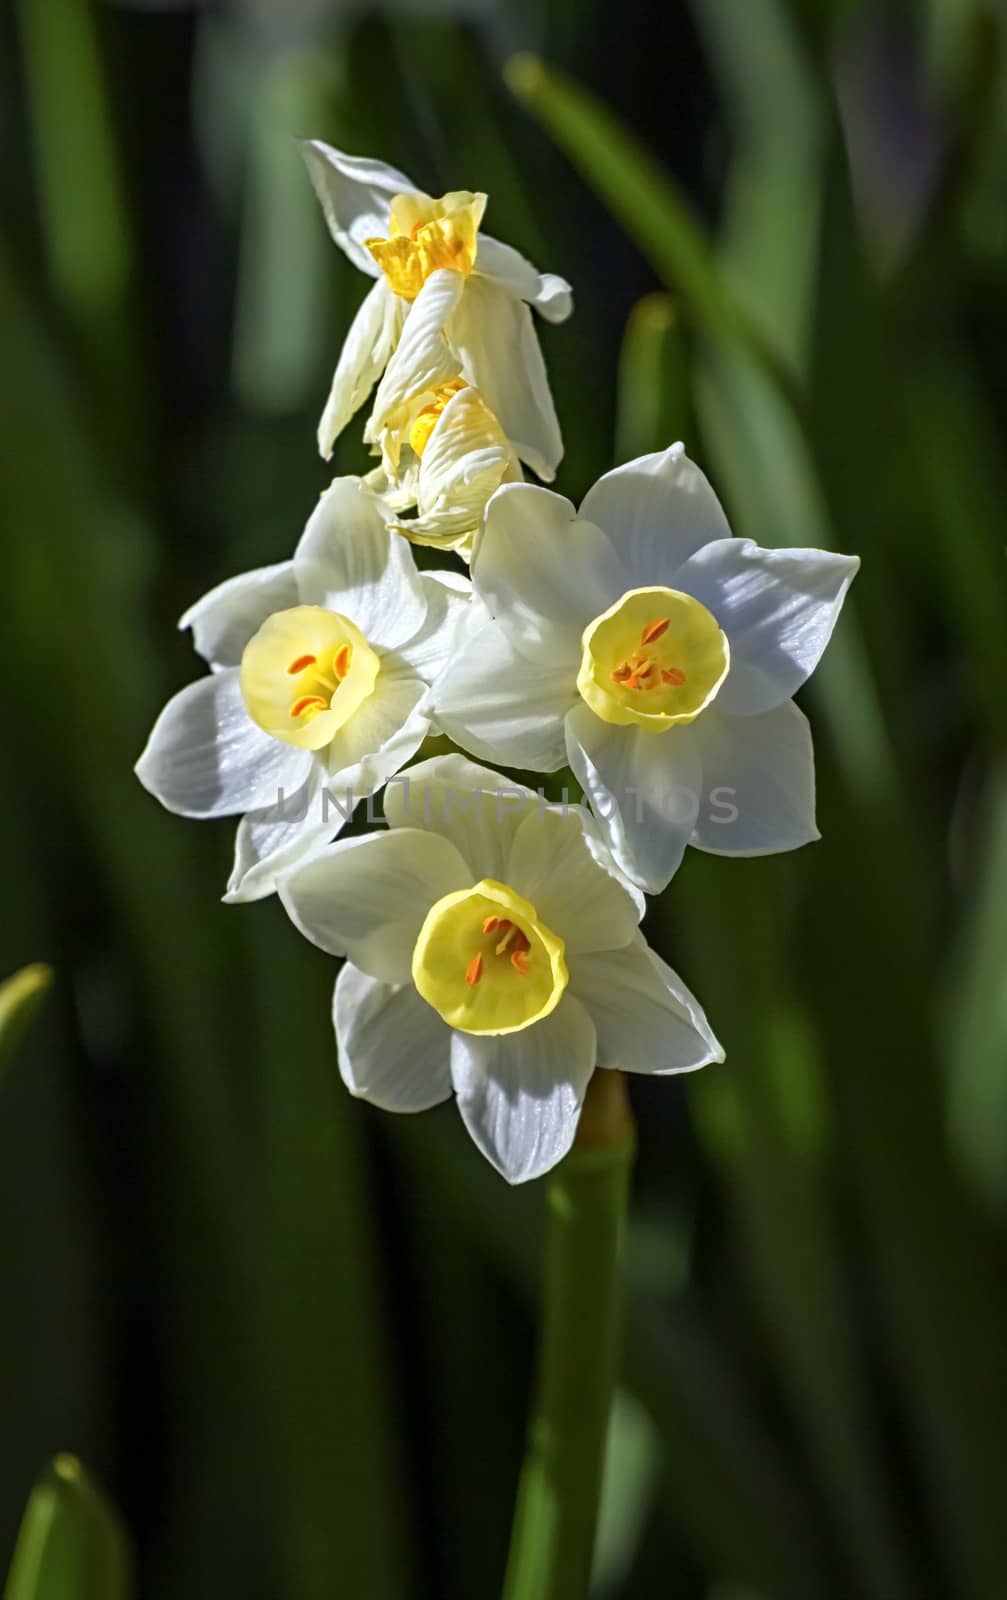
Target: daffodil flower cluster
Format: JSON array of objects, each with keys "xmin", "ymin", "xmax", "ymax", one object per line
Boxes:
[{"xmin": 136, "ymin": 141, "xmax": 859, "ymax": 1182}]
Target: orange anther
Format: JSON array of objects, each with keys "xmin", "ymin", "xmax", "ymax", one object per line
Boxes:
[
  {"xmin": 611, "ymin": 663, "xmax": 633, "ymax": 683},
  {"xmin": 287, "ymin": 653, "xmax": 317, "ymax": 675},
  {"xmin": 334, "ymin": 644, "xmax": 353, "ymax": 678},
  {"xmin": 641, "ymin": 617, "xmax": 670, "ymax": 645},
  {"xmin": 290, "ymin": 694, "xmax": 328, "ymax": 718},
  {"xmin": 465, "ymin": 952, "xmax": 483, "ymax": 987},
  {"xmin": 662, "ymin": 667, "xmax": 686, "ymax": 686},
  {"xmin": 482, "ymin": 915, "xmax": 500, "ymax": 934},
  {"xmin": 511, "ymin": 948, "xmax": 530, "ymax": 975}
]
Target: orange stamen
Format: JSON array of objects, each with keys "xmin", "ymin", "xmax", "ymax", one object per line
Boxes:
[
  {"xmin": 482, "ymin": 915, "xmax": 500, "ymax": 934},
  {"xmin": 290, "ymin": 694, "xmax": 328, "ymax": 719},
  {"xmin": 287, "ymin": 653, "xmax": 317, "ymax": 675},
  {"xmin": 611, "ymin": 663, "xmax": 633, "ymax": 683},
  {"xmin": 334, "ymin": 643, "xmax": 352, "ymax": 678},
  {"xmin": 662, "ymin": 667, "xmax": 686, "ymax": 686},
  {"xmin": 641, "ymin": 617, "xmax": 670, "ymax": 645},
  {"xmin": 511, "ymin": 948, "xmax": 530, "ymax": 975},
  {"xmin": 465, "ymin": 952, "xmax": 483, "ymax": 987}
]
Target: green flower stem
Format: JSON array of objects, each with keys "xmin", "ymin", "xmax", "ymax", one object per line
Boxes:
[{"xmin": 503, "ymin": 1071, "xmax": 636, "ymax": 1600}]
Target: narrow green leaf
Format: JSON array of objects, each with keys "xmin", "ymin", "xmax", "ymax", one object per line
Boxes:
[
  {"xmin": 688, "ymin": 0, "xmax": 825, "ymax": 375},
  {"xmin": 676, "ymin": 856, "xmax": 914, "ymax": 1600},
  {"xmin": 615, "ymin": 293, "xmax": 691, "ymax": 464},
  {"xmin": 903, "ymin": 350, "xmax": 1007, "ymax": 741},
  {"xmin": 0, "ymin": 965, "xmax": 52, "ymax": 1080},
  {"xmin": 248, "ymin": 930, "xmax": 414, "ymax": 1600},
  {"xmin": 230, "ymin": 53, "xmax": 338, "ymax": 414},
  {"xmin": 0, "ymin": 242, "xmax": 274, "ymax": 1585},
  {"xmin": 948, "ymin": 766, "xmax": 1007, "ymax": 1208},
  {"xmin": 590, "ymin": 1390, "xmax": 660, "ymax": 1597},
  {"xmin": 504, "ymin": 53, "xmax": 792, "ymax": 389},
  {"xmin": 3, "ymin": 1456, "xmax": 130, "ymax": 1600},
  {"xmin": 15, "ymin": 0, "xmax": 131, "ymax": 324}
]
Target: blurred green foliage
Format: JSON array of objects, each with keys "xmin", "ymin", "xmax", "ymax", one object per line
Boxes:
[
  {"xmin": 3, "ymin": 1456, "xmax": 130, "ymax": 1600},
  {"xmin": 1, "ymin": 0, "xmax": 1005, "ymax": 1596}
]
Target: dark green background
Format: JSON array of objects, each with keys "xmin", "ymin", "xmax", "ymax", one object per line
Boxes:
[{"xmin": 2, "ymin": 0, "xmax": 1006, "ymax": 1595}]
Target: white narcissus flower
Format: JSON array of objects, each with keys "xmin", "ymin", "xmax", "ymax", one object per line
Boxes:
[
  {"xmin": 433, "ymin": 443, "xmax": 860, "ymax": 893},
  {"xmin": 367, "ymin": 377, "xmax": 523, "ymax": 558},
  {"xmin": 301, "ymin": 140, "xmax": 572, "ymax": 481},
  {"xmin": 136, "ymin": 478, "xmax": 470, "ymax": 903},
  {"xmin": 280, "ymin": 755, "xmax": 723, "ymax": 1184}
]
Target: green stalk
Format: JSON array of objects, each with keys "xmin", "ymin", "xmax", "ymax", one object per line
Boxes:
[{"xmin": 503, "ymin": 1072, "xmax": 636, "ymax": 1600}]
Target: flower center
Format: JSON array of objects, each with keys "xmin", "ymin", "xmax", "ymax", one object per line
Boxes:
[
  {"xmin": 365, "ymin": 190, "xmax": 486, "ymax": 301},
  {"xmin": 412, "ymin": 879, "xmax": 567, "ymax": 1036},
  {"xmin": 240, "ymin": 605, "xmax": 380, "ymax": 751},
  {"xmin": 407, "ymin": 377, "xmax": 470, "ymax": 458},
  {"xmin": 577, "ymin": 586, "xmax": 729, "ymax": 732}
]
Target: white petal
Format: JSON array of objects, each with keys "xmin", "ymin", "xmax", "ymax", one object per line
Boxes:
[
  {"xmin": 136, "ymin": 669, "xmax": 311, "ymax": 819},
  {"xmin": 334, "ymin": 964, "xmax": 452, "ymax": 1112},
  {"xmin": 472, "ymin": 483, "xmax": 622, "ymax": 663},
  {"xmin": 300, "ymin": 140, "xmax": 416, "ymax": 277},
  {"xmin": 424, "ymin": 568, "xmax": 472, "ymax": 596},
  {"xmin": 280, "ymin": 827, "xmax": 473, "ymax": 983},
  {"xmin": 450, "ymin": 995, "xmax": 596, "ymax": 1183},
  {"xmin": 533, "ymin": 274, "xmax": 575, "ymax": 324},
  {"xmin": 325, "ymin": 663, "xmax": 430, "ymax": 799},
  {"xmin": 421, "ymin": 386, "xmax": 509, "ymax": 496},
  {"xmin": 432, "ymin": 620, "xmax": 573, "ymax": 771},
  {"xmin": 571, "ymin": 935, "xmax": 723, "ymax": 1075},
  {"xmin": 578, "ymin": 443, "xmax": 733, "ymax": 589},
  {"xmin": 396, "ymin": 569, "xmax": 474, "ymax": 681},
  {"xmin": 673, "ymin": 538, "xmax": 860, "ymax": 715},
  {"xmin": 369, "ymin": 269, "xmax": 465, "ymax": 435},
  {"xmin": 180, "ymin": 562, "xmax": 297, "ymax": 670},
  {"xmin": 383, "ymin": 752, "xmax": 540, "ymax": 881},
  {"xmin": 363, "ymin": 459, "xmax": 416, "ymax": 512},
  {"xmin": 294, "ymin": 476, "xmax": 428, "ymax": 650},
  {"xmin": 475, "ymin": 234, "xmax": 573, "ymax": 323},
  {"xmin": 454, "ymin": 590, "xmax": 494, "ymax": 647},
  {"xmin": 398, "ymin": 387, "xmax": 519, "ymax": 553},
  {"xmin": 317, "ymin": 279, "xmax": 405, "ymax": 459},
  {"xmin": 225, "ymin": 760, "xmax": 336, "ymax": 904},
  {"xmin": 505, "ymin": 805, "xmax": 643, "ymax": 954},
  {"xmin": 449, "ymin": 275, "xmax": 563, "ymax": 480},
  {"xmin": 690, "ymin": 700, "xmax": 818, "ymax": 856},
  {"xmin": 649, "ymin": 950, "xmax": 725, "ymax": 1065},
  {"xmin": 565, "ymin": 702, "xmax": 701, "ymax": 893}
]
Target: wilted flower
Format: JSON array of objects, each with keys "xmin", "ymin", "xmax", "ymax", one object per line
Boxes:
[
  {"xmin": 368, "ymin": 377, "xmax": 522, "ymax": 558},
  {"xmin": 136, "ymin": 478, "xmax": 469, "ymax": 901},
  {"xmin": 301, "ymin": 141, "xmax": 571, "ymax": 482},
  {"xmin": 433, "ymin": 444, "xmax": 859, "ymax": 891},
  {"xmin": 279, "ymin": 754, "xmax": 722, "ymax": 1183}
]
